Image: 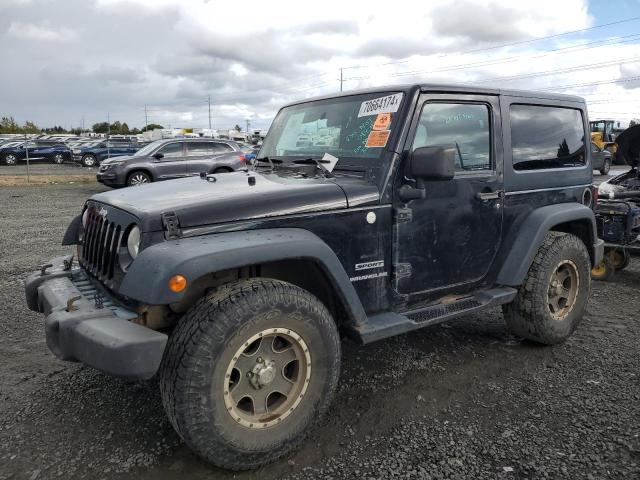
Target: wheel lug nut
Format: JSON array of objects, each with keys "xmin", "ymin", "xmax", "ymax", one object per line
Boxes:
[{"xmin": 257, "ymin": 357, "xmax": 263, "ymax": 363}]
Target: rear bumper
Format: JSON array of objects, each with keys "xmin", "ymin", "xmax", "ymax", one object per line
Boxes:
[{"xmin": 25, "ymin": 256, "xmax": 167, "ymax": 380}]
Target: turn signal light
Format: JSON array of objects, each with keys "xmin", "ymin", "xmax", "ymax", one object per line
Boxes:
[{"xmin": 168, "ymin": 274, "xmax": 187, "ymax": 293}]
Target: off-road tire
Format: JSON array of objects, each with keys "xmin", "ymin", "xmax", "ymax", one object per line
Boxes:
[
  {"xmin": 159, "ymin": 278, "xmax": 341, "ymax": 470},
  {"xmin": 503, "ymin": 232, "xmax": 591, "ymax": 344},
  {"xmin": 599, "ymin": 158, "xmax": 611, "ymax": 176}
]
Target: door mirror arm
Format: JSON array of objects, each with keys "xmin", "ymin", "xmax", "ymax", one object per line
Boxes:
[{"xmin": 398, "ymin": 182, "xmax": 426, "ymax": 202}]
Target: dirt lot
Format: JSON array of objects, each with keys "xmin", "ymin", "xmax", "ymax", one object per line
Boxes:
[{"xmin": 0, "ymin": 183, "xmax": 639, "ymax": 480}]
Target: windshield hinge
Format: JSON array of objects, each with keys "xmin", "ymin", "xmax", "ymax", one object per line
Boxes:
[
  {"xmin": 394, "ymin": 207, "xmax": 413, "ymax": 223},
  {"xmin": 393, "ymin": 263, "xmax": 413, "ymax": 280},
  {"xmin": 162, "ymin": 211, "xmax": 182, "ymax": 240}
]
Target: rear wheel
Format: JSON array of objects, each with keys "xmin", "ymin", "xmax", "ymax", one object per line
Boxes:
[
  {"xmin": 503, "ymin": 232, "xmax": 591, "ymax": 344},
  {"xmin": 3, "ymin": 153, "xmax": 17, "ymax": 165},
  {"xmin": 52, "ymin": 153, "xmax": 65, "ymax": 164},
  {"xmin": 81, "ymin": 154, "xmax": 97, "ymax": 167},
  {"xmin": 126, "ymin": 170, "xmax": 151, "ymax": 186},
  {"xmin": 159, "ymin": 278, "xmax": 341, "ymax": 470},
  {"xmin": 213, "ymin": 167, "xmax": 233, "ymax": 174},
  {"xmin": 599, "ymin": 158, "xmax": 611, "ymax": 176}
]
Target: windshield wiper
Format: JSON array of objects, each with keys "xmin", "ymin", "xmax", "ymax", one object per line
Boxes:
[
  {"xmin": 253, "ymin": 156, "xmax": 283, "ymax": 171},
  {"xmin": 293, "ymin": 158, "xmax": 334, "ymax": 178}
]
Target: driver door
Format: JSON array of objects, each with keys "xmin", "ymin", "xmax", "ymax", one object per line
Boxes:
[
  {"xmin": 393, "ymin": 94, "xmax": 504, "ymax": 300},
  {"xmin": 153, "ymin": 141, "xmax": 188, "ymax": 179}
]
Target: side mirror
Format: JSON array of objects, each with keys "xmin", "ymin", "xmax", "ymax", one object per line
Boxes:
[
  {"xmin": 409, "ymin": 146, "xmax": 455, "ymax": 181},
  {"xmin": 153, "ymin": 152, "xmax": 164, "ymax": 160}
]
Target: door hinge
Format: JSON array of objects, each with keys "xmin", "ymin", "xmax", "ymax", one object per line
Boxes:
[
  {"xmin": 394, "ymin": 207, "xmax": 413, "ymax": 223},
  {"xmin": 162, "ymin": 211, "xmax": 182, "ymax": 239},
  {"xmin": 393, "ymin": 262, "xmax": 413, "ymax": 279}
]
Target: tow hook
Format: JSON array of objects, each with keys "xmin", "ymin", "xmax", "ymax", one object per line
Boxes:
[
  {"xmin": 40, "ymin": 264, "xmax": 53, "ymax": 276},
  {"xmin": 66, "ymin": 295, "xmax": 81, "ymax": 312}
]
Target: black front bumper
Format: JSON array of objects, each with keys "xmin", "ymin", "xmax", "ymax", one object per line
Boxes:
[{"xmin": 25, "ymin": 256, "xmax": 167, "ymax": 380}]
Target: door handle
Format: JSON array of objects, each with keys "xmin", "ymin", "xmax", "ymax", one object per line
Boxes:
[{"xmin": 476, "ymin": 190, "xmax": 504, "ymax": 201}]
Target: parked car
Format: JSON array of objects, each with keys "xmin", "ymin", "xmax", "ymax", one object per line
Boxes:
[
  {"xmin": 96, "ymin": 138, "xmax": 249, "ymax": 187},
  {"xmin": 1, "ymin": 141, "xmax": 72, "ymax": 165},
  {"xmin": 27, "ymin": 84, "xmax": 602, "ymax": 470},
  {"xmin": 74, "ymin": 140, "xmax": 140, "ymax": 167},
  {"xmin": 591, "ymin": 142, "xmax": 612, "ymax": 175}
]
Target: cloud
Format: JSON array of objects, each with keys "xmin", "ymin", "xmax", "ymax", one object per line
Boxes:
[
  {"xmin": 6, "ymin": 21, "xmax": 76, "ymax": 41},
  {"xmin": 0, "ymin": 0, "xmax": 638, "ymax": 130}
]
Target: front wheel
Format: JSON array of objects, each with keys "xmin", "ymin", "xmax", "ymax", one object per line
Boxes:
[
  {"xmin": 503, "ymin": 232, "xmax": 591, "ymax": 344},
  {"xmin": 126, "ymin": 171, "xmax": 151, "ymax": 186},
  {"xmin": 52, "ymin": 153, "xmax": 65, "ymax": 164},
  {"xmin": 81, "ymin": 154, "xmax": 97, "ymax": 167},
  {"xmin": 599, "ymin": 158, "xmax": 611, "ymax": 176},
  {"xmin": 3, "ymin": 153, "xmax": 17, "ymax": 165},
  {"xmin": 159, "ymin": 279, "xmax": 341, "ymax": 470}
]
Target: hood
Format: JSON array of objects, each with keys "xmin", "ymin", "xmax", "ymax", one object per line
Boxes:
[
  {"xmin": 616, "ymin": 124, "xmax": 640, "ymax": 167},
  {"xmin": 101, "ymin": 154, "xmax": 136, "ymax": 164},
  {"xmin": 91, "ymin": 171, "xmax": 379, "ymax": 232}
]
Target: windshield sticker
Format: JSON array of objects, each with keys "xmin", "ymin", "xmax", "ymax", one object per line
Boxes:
[
  {"xmin": 365, "ymin": 130, "xmax": 390, "ymax": 148},
  {"xmin": 321, "ymin": 152, "xmax": 339, "ymax": 172},
  {"xmin": 358, "ymin": 93, "xmax": 403, "ymax": 118},
  {"xmin": 373, "ymin": 113, "xmax": 392, "ymax": 131}
]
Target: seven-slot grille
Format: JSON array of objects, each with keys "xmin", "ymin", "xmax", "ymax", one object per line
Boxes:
[{"xmin": 79, "ymin": 207, "xmax": 123, "ymax": 281}]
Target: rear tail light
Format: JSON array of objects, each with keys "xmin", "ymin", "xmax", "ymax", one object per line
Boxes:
[{"xmin": 239, "ymin": 154, "xmax": 246, "ymax": 162}]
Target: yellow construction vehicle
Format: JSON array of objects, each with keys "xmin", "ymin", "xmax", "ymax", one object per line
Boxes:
[{"xmin": 590, "ymin": 119, "xmax": 625, "ymax": 162}]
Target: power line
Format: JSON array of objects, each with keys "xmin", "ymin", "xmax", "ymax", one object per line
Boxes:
[
  {"xmin": 540, "ymin": 75, "xmax": 640, "ymax": 91},
  {"xmin": 340, "ymin": 15, "xmax": 640, "ymax": 72}
]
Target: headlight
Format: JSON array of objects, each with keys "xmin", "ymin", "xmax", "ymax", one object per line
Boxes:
[
  {"xmin": 597, "ymin": 181, "xmax": 617, "ymax": 197},
  {"xmin": 127, "ymin": 225, "xmax": 141, "ymax": 259}
]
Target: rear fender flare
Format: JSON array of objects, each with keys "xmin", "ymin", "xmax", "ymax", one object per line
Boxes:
[{"xmin": 497, "ymin": 203, "xmax": 598, "ymax": 286}]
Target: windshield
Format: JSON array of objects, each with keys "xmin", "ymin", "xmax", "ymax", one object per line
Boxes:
[
  {"xmin": 260, "ymin": 92, "xmax": 404, "ymax": 164},
  {"xmin": 134, "ymin": 140, "xmax": 162, "ymax": 157}
]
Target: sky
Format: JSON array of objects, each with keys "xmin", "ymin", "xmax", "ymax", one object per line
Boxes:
[{"xmin": 1, "ymin": 0, "xmax": 640, "ymax": 131}]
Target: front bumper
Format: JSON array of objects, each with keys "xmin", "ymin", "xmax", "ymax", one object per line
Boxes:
[{"xmin": 25, "ymin": 256, "xmax": 167, "ymax": 379}]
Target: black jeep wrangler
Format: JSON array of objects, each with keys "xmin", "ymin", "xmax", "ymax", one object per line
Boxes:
[{"xmin": 25, "ymin": 84, "xmax": 604, "ymax": 470}]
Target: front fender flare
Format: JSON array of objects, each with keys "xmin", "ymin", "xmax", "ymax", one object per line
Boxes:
[
  {"xmin": 497, "ymin": 203, "xmax": 599, "ymax": 286},
  {"xmin": 119, "ymin": 228, "xmax": 367, "ymax": 326}
]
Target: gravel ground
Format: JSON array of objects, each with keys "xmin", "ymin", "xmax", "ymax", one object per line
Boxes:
[{"xmin": 0, "ymin": 182, "xmax": 639, "ymax": 480}]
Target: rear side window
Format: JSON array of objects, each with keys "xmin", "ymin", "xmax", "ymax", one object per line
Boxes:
[
  {"xmin": 187, "ymin": 142, "xmax": 213, "ymax": 156},
  {"xmin": 510, "ymin": 105, "xmax": 585, "ymax": 170},
  {"xmin": 211, "ymin": 143, "xmax": 234, "ymax": 154}
]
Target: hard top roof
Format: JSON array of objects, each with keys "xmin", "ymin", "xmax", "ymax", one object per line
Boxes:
[{"xmin": 281, "ymin": 83, "xmax": 585, "ymax": 108}]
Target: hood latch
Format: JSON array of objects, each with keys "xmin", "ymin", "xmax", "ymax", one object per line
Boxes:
[{"xmin": 162, "ymin": 211, "xmax": 182, "ymax": 240}]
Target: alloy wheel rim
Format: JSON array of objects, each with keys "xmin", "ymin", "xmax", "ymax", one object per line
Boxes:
[
  {"xmin": 54, "ymin": 154, "xmax": 63, "ymax": 163},
  {"xmin": 547, "ymin": 260, "xmax": 579, "ymax": 320},
  {"xmin": 224, "ymin": 327, "xmax": 311, "ymax": 429},
  {"xmin": 130, "ymin": 174, "xmax": 149, "ymax": 185},
  {"xmin": 84, "ymin": 156, "xmax": 95, "ymax": 166},
  {"xmin": 6, "ymin": 155, "xmax": 16, "ymax": 164}
]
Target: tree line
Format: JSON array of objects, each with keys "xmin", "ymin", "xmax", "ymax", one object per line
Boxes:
[{"xmin": 0, "ymin": 116, "xmax": 164, "ymax": 135}]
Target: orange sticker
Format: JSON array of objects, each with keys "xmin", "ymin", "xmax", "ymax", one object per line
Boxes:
[
  {"xmin": 373, "ymin": 113, "xmax": 391, "ymax": 130},
  {"xmin": 365, "ymin": 130, "xmax": 390, "ymax": 148}
]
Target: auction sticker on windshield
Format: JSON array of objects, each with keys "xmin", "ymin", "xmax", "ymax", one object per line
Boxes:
[
  {"xmin": 373, "ymin": 113, "xmax": 392, "ymax": 130},
  {"xmin": 365, "ymin": 130, "xmax": 391, "ymax": 148},
  {"xmin": 358, "ymin": 93, "xmax": 403, "ymax": 117}
]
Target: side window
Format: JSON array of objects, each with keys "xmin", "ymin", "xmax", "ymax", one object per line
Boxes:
[
  {"xmin": 186, "ymin": 142, "xmax": 213, "ymax": 156},
  {"xmin": 412, "ymin": 103, "xmax": 491, "ymax": 171},
  {"xmin": 510, "ymin": 105, "xmax": 585, "ymax": 170},
  {"xmin": 157, "ymin": 142, "xmax": 183, "ymax": 158},
  {"xmin": 211, "ymin": 143, "xmax": 234, "ymax": 154}
]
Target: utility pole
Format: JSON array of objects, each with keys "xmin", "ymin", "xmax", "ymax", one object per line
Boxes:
[
  {"xmin": 24, "ymin": 133, "xmax": 30, "ymax": 185},
  {"xmin": 144, "ymin": 104, "xmax": 148, "ymax": 130},
  {"xmin": 246, "ymin": 119, "xmax": 250, "ymax": 134},
  {"xmin": 208, "ymin": 95, "xmax": 212, "ymax": 131},
  {"xmin": 81, "ymin": 116, "xmax": 85, "ymax": 135},
  {"xmin": 107, "ymin": 112, "xmax": 110, "ymax": 159},
  {"xmin": 339, "ymin": 67, "xmax": 343, "ymax": 92}
]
